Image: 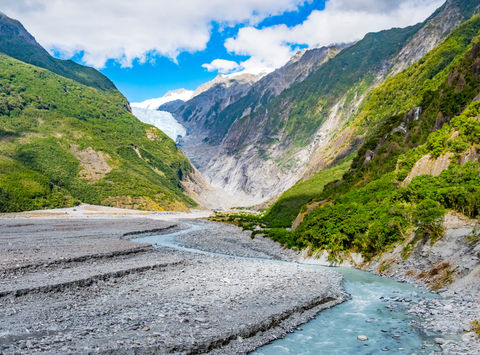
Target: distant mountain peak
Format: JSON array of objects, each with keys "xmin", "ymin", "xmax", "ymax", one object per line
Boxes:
[
  {"xmin": 193, "ymin": 73, "xmax": 263, "ymax": 97},
  {"xmin": 0, "ymin": 12, "xmax": 43, "ymax": 49},
  {"xmin": 0, "ymin": 12, "xmax": 115, "ymax": 90},
  {"xmin": 131, "ymin": 89, "xmax": 195, "ymax": 110}
]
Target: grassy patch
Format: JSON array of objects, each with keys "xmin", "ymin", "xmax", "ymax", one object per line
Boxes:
[
  {"xmin": 472, "ymin": 320, "xmax": 480, "ymax": 338},
  {"xmin": 262, "ymin": 156, "xmax": 353, "ymax": 228}
]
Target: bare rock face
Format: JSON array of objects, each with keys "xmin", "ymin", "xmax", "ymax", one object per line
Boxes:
[
  {"xmin": 402, "ymin": 153, "xmax": 454, "ymax": 186},
  {"xmin": 389, "ymin": 1, "xmax": 466, "ymax": 75},
  {"xmin": 194, "ymin": 2, "xmax": 472, "ymax": 204},
  {"xmin": 70, "ymin": 145, "xmax": 113, "ymax": 183},
  {"xmin": 402, "ymin": 147, "xmax": 480, "ymax": 187},
  {"xmin": 370, "ymin": 211, "xmax": 480, "ymax": 295},
  {"xmin": 163, "ymin": 0, "xmax": 479, "ymax": 206}
]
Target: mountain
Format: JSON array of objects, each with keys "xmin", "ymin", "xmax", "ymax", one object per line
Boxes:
[
  {"xmin": 159, "ymin": 46, "xmax": 342, "ymax": 200},
  {"xmin": 265, "ymin": 11, "xmax": 480, "ymax": 229},
  {"xmin": 0, "ymin": 12, "xmax": 115, "ymax": 90},
  {"xmin": 0, "ymin": 13, "xmax": 202, "ymax": 212},
  {"xmin": 178, "ymin": 0, "xmax": 480, "ymax": 204},
  {"xmin": 158, "ymin": 73, "xmax": 263, "ymax": 177},
  {"xmin": 161, "ymin": 73, "xmax": 262, "ymax": 134},
  {"xmin": 204, "ymin": 45, "xmax": 345, "ymax": 145},
  {"xmin": 219, "ymin": 8, "xmax": 480, "ymax": 289},
  {"xmin": 132, "ymin": 88, "xmax": 195, "ymax": 110}
]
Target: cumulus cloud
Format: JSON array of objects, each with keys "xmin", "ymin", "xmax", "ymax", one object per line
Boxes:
[
  {"xmin": 224, "ymin": 0, "xmax": 444, "ymax": 73},
  {"xmin": 202, "ymin": 59, "xmax": 241, "ymax": 74},
  {"xmin": 1, "ymin": 0, "xmax": 308, "ymax": 68}
]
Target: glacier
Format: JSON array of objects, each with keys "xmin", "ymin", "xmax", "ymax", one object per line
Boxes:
[{"xmin": 132, "ymin": 107, "xmax": 186, "ymax": 142}]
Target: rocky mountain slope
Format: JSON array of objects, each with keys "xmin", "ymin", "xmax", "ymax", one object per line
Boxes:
[
  {"xmin": 160, "ymin": 45, "xmax": 343, "ymax": 204},
  {"xmin": 170, "ymin": 0, "xmax": 480, "ymax": 205},
  {"xmin": 234, "ymin": 10, "xmax": 480, "ymax": 268},
  {"xmin": 0, "ymin": 13, "xmax": 203, "ymax": 212},
  {"xmin": 157, "ymin": 73, "xmax": 262, "ymax": 175},
  {"xmin": 214, "ymin": 14, "xmax": 480, "ymax": 332}
]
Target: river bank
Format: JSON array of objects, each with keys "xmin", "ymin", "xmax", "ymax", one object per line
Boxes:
[
  {"xmin": 0, "ymin": 214, "xmax": 345, "ymax": 354},
  {"xmin": 156, "ymin": 218, "xmax": 480, "ymax": 354},
  {"xmin": 1, "ymin": 208, "xmax": 479, "ymax": 353}
]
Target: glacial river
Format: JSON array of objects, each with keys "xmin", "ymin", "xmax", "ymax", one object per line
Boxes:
[{"xmin": 134, "ymin": 222, "xmax": 442, "ymax": 354}]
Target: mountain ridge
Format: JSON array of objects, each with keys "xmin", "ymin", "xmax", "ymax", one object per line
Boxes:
[
  {"xmin": 0, "ymin": 12, "xmax": 116, "ymax": 91},
  {"xmin": 195, "ymin": 0, "xmax": 480, "ymax": 204},
  {"xmin": 0, "ymin": 13, "xmax": 204, "ymax": 212}
]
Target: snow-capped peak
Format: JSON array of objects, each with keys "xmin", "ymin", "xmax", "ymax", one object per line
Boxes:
[{"xmin": 131, "ymin": 88, "xmax": 195, "ymax": 110}]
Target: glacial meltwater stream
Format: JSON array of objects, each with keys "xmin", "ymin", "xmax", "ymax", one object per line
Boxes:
[{"xmin": 134, "ymin": 222, "xmax": 442, "ymax": 354}]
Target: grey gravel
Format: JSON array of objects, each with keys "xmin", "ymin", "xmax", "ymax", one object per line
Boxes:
[{"xmin": 0, "ymin": 217, "xmax": 345, "ymax": 354}]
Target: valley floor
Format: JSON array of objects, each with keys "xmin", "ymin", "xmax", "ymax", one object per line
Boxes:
[
  {"xmin": 0, "ymin": 212, "xmax": 344, "ymax": 354},
  {"xmin": 1, "ymin": 206, "xmax": 479, "ymax": 353}
]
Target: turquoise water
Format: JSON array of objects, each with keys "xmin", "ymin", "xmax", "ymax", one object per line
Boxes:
[
  {"xmin": 254, "ymin": 267, "xmax": 439, "ymax": 354},
  {"xmin": 134, "ymin": 222, "xmax": 441, "ymax": 354}
]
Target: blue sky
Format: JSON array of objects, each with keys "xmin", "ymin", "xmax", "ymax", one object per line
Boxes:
[
  {"xmin": 99, "ymin": 1, "xmax": 327, "ymax": 102},
  {"xmin": 3, "ymin": 0, "xmax": 444, "ymax": 102}
]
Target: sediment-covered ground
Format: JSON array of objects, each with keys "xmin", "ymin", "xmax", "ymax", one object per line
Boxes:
[
  {"xmin": 0, "ymin": 214, "xmax": 345, "ymax": 354},
  {"xmin": 369, "ymin": 212, "xmax": 480, "ymax": 354}
]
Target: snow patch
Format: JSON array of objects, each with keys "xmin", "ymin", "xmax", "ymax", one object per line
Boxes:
[{"xmin": 131, "ymin": 89, "xmax": 194, "ymax": 110}]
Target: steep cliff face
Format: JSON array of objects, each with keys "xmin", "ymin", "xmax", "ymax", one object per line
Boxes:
[
  {"xmin": 160, "ymin": 46, "xmax": 342, "ymax": 204},
  {"xmin": 200, "ymin": 0, "xmax": 480, "ymax": 204}
]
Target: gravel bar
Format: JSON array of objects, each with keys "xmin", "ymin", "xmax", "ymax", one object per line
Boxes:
[{"xmin": 0, "ymin": 217, "xmax": 345, "ymax": 354}]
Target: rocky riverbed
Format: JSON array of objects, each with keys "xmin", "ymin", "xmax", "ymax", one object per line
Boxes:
[
  {"xmin": 0, "ymin": 216, "xmax": 345, "ymax": 354},
  {"xmin": 1, "ymin": 210, "xmax": 479, "ymax": 354},
  {"xmin": 368, "ymin": 212, "xmax": 480, "ymax": 354}
]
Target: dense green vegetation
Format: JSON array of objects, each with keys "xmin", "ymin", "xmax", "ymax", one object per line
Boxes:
[
  {"xmin": 217, "ymin": 23, "xmax": 423, "ymax": 151},
  {"xmin": 0, "ymin": 54, "xmax": 195, "ymax": 212},
  {"xmin": 289, "ymin": 17, "xmax": 480, "ymax": 259},
  {"xmin": 262, "ymin": 157, "xmax": 353, "ymax": 228},
  {"xmin": 348, "ymin": 15, "xmax": 480, "ymax": 185},
  {"xmin": 0, "ymin": 13, "xmax": 115, "ymax": 90},
  {"xmin": 296, "ymin": 162, "xmax": 479, "ymax": 260},
  {"xmin": 215, "ymin": 13, "xmax": 480, "ymax": 262}
]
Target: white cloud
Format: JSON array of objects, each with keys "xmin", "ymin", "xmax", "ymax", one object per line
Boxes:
[
  {"xmin": 225, "ymin": 25, "xmax": 298, "ymax": 72},
  {"xmin": 1, "ymin": 0, "xmax": 309, "ymax": 68},
  {"xmin": 224, "ymin": 0, "xmax": 444, "ymax": 72},
  {"xmin": 202, "ymin": 59, "xmax": 240, "ymax": 74}
]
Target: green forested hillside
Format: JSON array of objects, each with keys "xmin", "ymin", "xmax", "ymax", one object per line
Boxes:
[
  {"xmin": 0, "ymin": 53, "xmax": 195, "ymax": 212},
  {"xmin": 261, "ymin": 157, "xmax": 353, "ymax": 228},
  {"xmin": 291, "ymin": 16, "xmax": 480, "ymax": 259},
  {"xmin": 218, "ymin": 14, "xmax": 480, "ymax": 260},
  {"xmin": 221, "ymin": 23, "xmax": 422, "ymax": 151}
]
